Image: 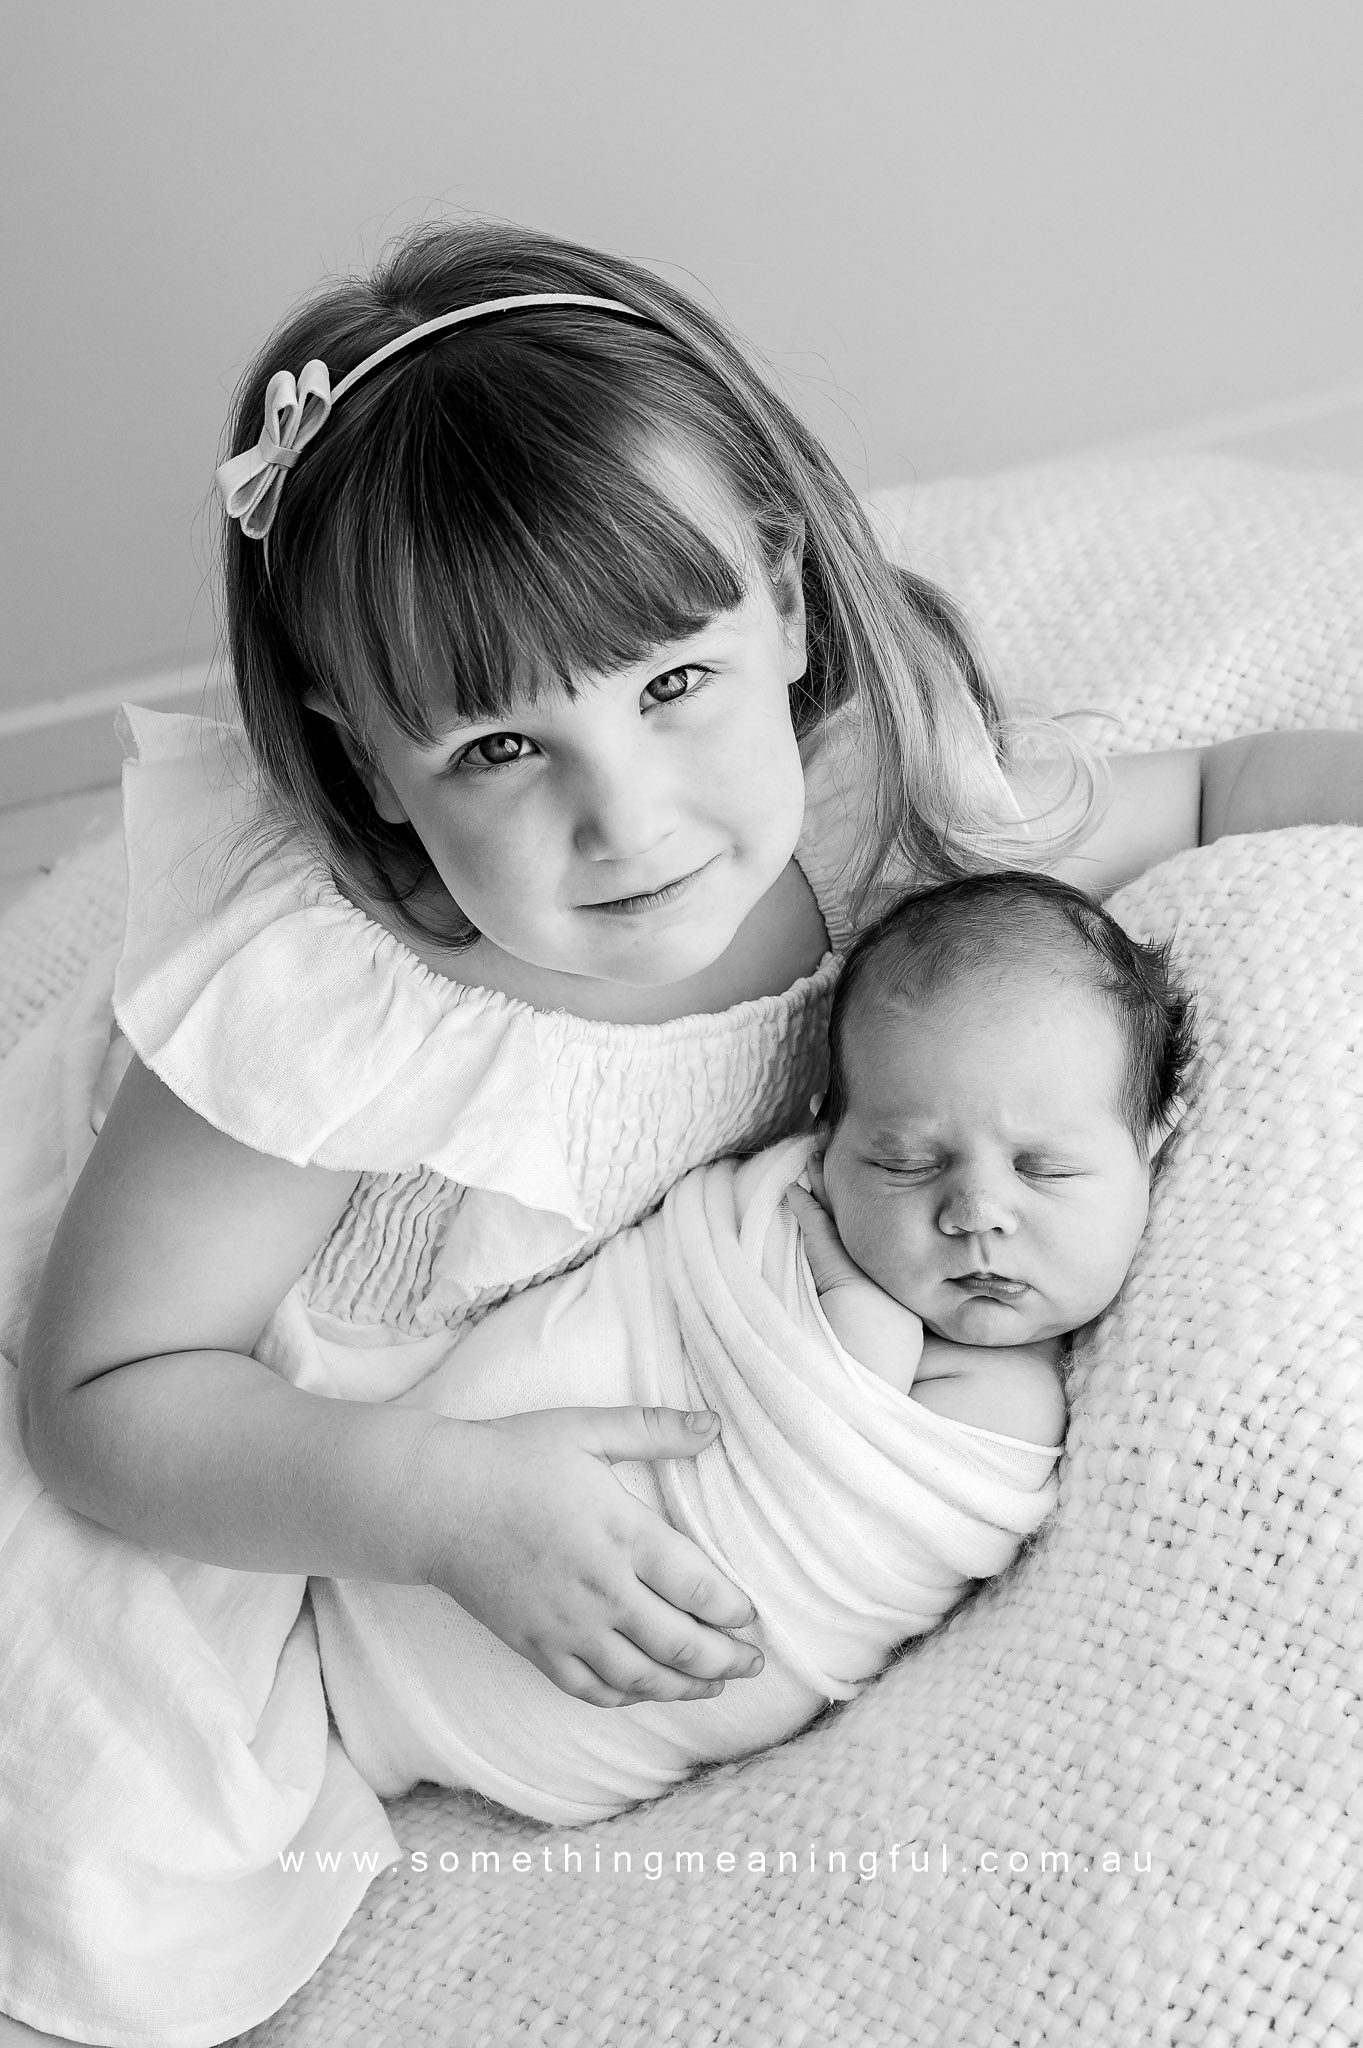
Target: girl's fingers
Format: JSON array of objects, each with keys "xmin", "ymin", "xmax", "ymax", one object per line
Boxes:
[
  {"xmin": 614, "ymin": 1590, "xmax": 764, "ymax": 1687},
  {"xmin": 576, "ymin": 1404, "xmax": 723, "ymax": 1465},
  {"xmin": 633, "ymin": 1524, "xmax": 757, "ymax": 1634},
  {"xmin": 552, "ymin": 1654, "xmax": 630, "ymax": 1709},
  {"xmin": 580, "ymin": 1627, "xmax": 743, "ymax": 1705}
]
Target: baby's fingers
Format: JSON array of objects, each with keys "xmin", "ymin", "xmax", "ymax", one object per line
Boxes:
[{"xmin": 786, "ymin": 1183, "xmax": 864, "ymax": 1295}]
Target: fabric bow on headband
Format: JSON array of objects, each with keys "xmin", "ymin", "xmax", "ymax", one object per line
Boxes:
[{"xmin": 215, "ymin": 361, "xmax": 333, "ymax": 541}]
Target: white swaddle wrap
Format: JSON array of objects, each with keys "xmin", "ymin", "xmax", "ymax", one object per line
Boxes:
[{"xmin": 313, "ymin": 1135, "xmax": 1060, "ymax": 1824}]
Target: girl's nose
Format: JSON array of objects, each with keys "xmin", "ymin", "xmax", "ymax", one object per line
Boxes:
[
  {"xmin": 571, "ymin": 753, "xmax": 680, "ymax": 861},
  {"xmin": 937, "ymin": 1184, "xmax": 1018, "ymax": 1237}
]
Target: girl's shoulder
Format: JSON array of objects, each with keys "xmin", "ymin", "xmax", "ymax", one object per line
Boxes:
[{"xmin": 113, "ymin": 706, "xmax": 587, "ymax": 1219}]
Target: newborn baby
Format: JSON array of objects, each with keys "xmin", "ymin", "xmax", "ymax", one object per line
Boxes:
[
  {"xmin": 311, "ymin": 869, "xmax": 1195, "ymax": 1824},
  {"xmin": 790, "ymin": 865, "xmax": 1195, "ymax": 1441}
]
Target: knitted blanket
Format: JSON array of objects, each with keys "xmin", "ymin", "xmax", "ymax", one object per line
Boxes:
[
  {"xmin": 312, "ymin": 1136, "xmax": 1057, "ymax": 1824},
  {"xmin": 2, "ymin": 456, "xmax": 1360, "ymax": 2045}
]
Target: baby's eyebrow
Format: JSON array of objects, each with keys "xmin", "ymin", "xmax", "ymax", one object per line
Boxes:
[
  {"xmin": 861, "ymin": 1121, "xmax": 1101, "ymax": 1156},
  {"xmin": 864, "ymin": 1125, "xmax": 936, "ymax": 1154}
]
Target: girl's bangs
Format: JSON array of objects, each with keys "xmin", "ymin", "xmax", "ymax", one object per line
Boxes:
[{"xmin": 314, "ymin": 394, "xmax": 752, "ymax": 749}]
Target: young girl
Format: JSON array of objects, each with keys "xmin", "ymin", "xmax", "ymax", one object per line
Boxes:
[{"xmin": 2, "ymin": 219, "xmax": 1359, "ymax": 2047}]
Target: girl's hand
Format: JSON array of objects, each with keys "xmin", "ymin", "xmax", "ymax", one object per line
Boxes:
[
  {"xmin": 421, "ymin": 1406, "xmax": 765, "ymax": 1708},
  {"xmin": 787, "ymin": 1172, "xmax": 925, "ymax": 1393}
]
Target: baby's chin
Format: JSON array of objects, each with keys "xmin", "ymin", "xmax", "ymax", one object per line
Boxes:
[{"xmin": 919, "ymin": 1291, "xmax": 1067, "ymax": 1348}]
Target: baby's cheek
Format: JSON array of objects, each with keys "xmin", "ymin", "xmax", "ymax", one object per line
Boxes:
[
  {"xmin": 1106, "ymin": 1184, "xmax": 1154, "ymax": 1280},
  {"xmin": 1079, "ymin": 1221, "xmax": 1147, "ymax": 1317},
  {"xmin": 850, "ymin": 1209, "xmax": 929, "ymax": 1310}
]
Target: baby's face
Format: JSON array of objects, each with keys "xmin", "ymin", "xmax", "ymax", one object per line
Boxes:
[{"xmin": 820, "ymin": 973, "xmax": 1156, "ymax": 1347}]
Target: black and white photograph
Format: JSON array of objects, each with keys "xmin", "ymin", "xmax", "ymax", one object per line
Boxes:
[{"xmin": 2, "ymin": 4, "xmax": 1361, "ymax": 2042}]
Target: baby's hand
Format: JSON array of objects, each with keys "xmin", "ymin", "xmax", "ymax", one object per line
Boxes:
[
  {"xmin": 787, "ymin": 1172, "xmax": 925, "ymax": 1394},
  {"xmin": 420, "ymin": 1406, "xmax": 764, "ymax": 1708}
]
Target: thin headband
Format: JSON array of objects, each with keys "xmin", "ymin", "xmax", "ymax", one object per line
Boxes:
[{"xmin": 216, "ymin": 292, "xmax": 649, "ymax": 541}]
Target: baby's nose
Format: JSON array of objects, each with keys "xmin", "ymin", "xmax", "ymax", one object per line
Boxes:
[{"xmin": 938, "ymin": 1186, "xmax": 1017, "ymax": 1236}]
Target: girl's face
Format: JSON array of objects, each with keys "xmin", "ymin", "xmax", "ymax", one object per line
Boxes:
[
  {"xmin": 357, "ymin": 474, "xmax": 809, "ymax": 996},
  {"xmin": 821, "ymin": 975, "xmax": 1157, "ymax": 1346}
]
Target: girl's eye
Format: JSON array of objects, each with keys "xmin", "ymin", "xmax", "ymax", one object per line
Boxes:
[
  {"xmin": 644, "ymin": 665, "xmax": 708, "ymax": 707},
  {"xmin": 455, "ymin": 731, "xmax": 532, "ymax": 772},
  {"xmin": 1016, "ymin": 1163, "xmax": 1075, "ymax": 1182}
]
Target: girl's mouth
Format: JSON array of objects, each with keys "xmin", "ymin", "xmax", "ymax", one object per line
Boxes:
[
  {"xmin": 586, "ymin": 859, "xmax": 715, "ymax": 915},
  {"xmin": 950, "ymin": 1273, "xmax": 1030, "ymax": 1300}
]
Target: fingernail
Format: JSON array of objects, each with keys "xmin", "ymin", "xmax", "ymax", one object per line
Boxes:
[{"xmin": 687, "ymin": 1410, "xmax": 717, "ymax": 1432}]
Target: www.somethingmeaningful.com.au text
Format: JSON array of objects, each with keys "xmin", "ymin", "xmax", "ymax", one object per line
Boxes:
[{"xmin": 281, "ymin": 1839, "xmax": 1154, "ymax": 1881}]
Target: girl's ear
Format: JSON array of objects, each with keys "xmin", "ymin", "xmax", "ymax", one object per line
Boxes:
[
  {"xmin": 302, "ymin": 692, "xmax": 411, "ymax": 826},
  {"xmin": 776, "ymin": 522, "xmax": 808, "ymax": 678}
]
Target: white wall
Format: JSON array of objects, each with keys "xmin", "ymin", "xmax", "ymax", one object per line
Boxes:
[{"xmin": 3, "ymin": 0, "xmax": 1362, "ymax": 714}]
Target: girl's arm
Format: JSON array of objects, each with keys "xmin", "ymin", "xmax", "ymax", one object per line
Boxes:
[
  {"xmin": 18, "ymin": 1059, "xmax": 760, "ymax": 1707},
  {"xmin": 1038, "ymin": 729, "xmax": 1363, "ymax": 897}
]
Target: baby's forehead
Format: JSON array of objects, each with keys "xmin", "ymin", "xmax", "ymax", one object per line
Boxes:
[
  {"xmin": 846, "ymin": 952, "xmax": 1110, "ymax": 1039},
  {"xmin": 840, "ymin": 968, "xmax": 1130, "ymax": 1121}
]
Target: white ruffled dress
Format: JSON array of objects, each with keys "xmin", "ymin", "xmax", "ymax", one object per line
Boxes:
[{"xmin": 0, "ymin": 706, "xmax": 870, "ymax": 2046}]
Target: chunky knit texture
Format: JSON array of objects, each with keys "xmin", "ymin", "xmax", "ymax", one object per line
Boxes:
[{"xmin": 2, "ymin": 455, "xmax": 1360, "ymax": 2045}]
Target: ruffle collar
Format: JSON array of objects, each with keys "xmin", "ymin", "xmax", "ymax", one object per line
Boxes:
[{"xmin": 113, "ymin": 708, "xmax": 840, "ymax": 1236}]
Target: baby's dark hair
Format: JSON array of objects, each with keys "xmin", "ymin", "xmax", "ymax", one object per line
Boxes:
[
  {"xmin": 218, "ymin": 219, "xmax": 1098, "ymax": 949},
  {"xmin": 822, "ymin": 870, "xmax": 1196, "ymax": 1147}
]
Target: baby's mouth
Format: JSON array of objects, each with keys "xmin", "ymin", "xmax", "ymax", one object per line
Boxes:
[{"xmin": 949, "ymin": 1272, "xmax": 1030, "ymax": 1300}]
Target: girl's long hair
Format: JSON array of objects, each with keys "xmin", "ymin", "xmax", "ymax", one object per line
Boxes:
[{"xmin": 221, "ymin": 220, "xmax": 1097, "ymax": 947}]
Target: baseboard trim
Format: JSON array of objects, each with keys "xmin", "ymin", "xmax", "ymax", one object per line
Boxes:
[{"xmin": 0, "ymin": 664, "xmax": 230, "ymax": 810}]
